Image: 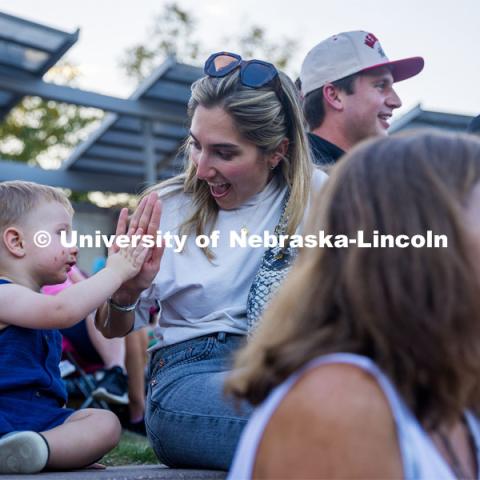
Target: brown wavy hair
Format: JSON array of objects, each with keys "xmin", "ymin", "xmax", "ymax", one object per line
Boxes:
[{"xmin": 227, "ymin": 130, "xmax": 480, "ymax": 428}]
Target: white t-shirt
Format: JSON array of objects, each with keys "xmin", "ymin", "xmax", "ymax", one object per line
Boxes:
[{"xmin": 135, "ymin": 168, "xmax": 328, "ymax": 348}]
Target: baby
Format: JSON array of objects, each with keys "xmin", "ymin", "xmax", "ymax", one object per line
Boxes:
[{"xmin": 0, "ymin": 180, "xmax": 151, "ymax": 474}]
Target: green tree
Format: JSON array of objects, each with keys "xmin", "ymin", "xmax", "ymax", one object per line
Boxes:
[
  {"xmin": 0, "ymin": 62, "xmax": 102, "ymax": 169},
  {"xmin": 120, "ymin": 2, "xmax": 298, "ymax": 82},
  {"xmin": 120, "ymin": 3, "xmax": 202, "ymax": 83},
  {"xmin": 223, "ymin": 25, "xmax": 298, "ymax": 71}
]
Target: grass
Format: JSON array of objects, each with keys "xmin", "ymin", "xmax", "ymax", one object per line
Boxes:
[{"xmin": 103, "ymin": 430, "xmax": 160, "ymax": 466}]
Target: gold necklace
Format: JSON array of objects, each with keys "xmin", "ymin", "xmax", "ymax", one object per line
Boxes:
[{"xmin": 232, "ymin": 207, "xmax": 254, "ymax": 237}]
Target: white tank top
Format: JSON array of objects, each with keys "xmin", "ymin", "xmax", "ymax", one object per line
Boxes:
[{"xmin": 228, "ymin": 353, "xmax": 480, "ymax": 479}]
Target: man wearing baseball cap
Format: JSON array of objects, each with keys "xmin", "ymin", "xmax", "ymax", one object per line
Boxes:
[{"xmin": 299, "ymin": 31, "xmax": 424, "ymax": 165}]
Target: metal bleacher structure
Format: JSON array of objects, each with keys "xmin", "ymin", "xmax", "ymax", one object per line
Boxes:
[
  {"xmin": 0, "ymin": 12, "xmax": 475, "ymax": 195},
  {"xmin": 389, "ymin": 104, "xmax": 474, "ymax": 134},
  {"xmin": 0, "ymin": 11, "xmax": 203, "ymax": 194}
]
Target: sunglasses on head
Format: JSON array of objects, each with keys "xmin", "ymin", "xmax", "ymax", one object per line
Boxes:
[{"xmin": 204, "ymin": 51, "xmax": 285, "ymax": 102}]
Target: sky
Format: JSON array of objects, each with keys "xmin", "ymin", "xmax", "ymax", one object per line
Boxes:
[{"xmin": 0, "ymin": 0, "xmax": 479, "ymax": 122}]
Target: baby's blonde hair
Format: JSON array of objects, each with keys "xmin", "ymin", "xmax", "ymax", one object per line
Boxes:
[{"xmin": 0, "ymin": 181, "xmax": 73, "ymax": 231}]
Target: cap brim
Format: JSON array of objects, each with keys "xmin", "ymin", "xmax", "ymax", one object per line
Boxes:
[{"xmin": 361, "ymin": 56, "xmax": 424, "ymax": 82}]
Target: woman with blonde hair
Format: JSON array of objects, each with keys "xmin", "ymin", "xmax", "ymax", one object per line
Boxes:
[
  {"xmin": 228, "ymin": 131, "xmax": 480, "ymax": 479},
  {"xmin": 96, "ymin": 52, "xmax": 327, "ymax": 469}
]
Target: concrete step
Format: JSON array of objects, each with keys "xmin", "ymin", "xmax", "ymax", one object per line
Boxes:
[{"xmin": 2, "ymin": 465, "xmax": 226, "ymax": 480}]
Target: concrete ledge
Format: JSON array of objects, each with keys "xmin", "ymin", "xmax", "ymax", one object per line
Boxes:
[{"xmin": 3, "ymin": 465, "xmax": 226, "ymax": 480}]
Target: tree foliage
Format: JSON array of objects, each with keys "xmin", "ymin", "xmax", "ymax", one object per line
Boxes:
[
  {"xmin": 0, "ymin": 97, "xmax": 100, "ymax": 169},
  {"xmin": 225, "ymin": 25, "xmax": 298, "ymax": 71},
  {"xmin": 120, "ymin": 2, "xmax": 298, "ymax": 82},
  {"xmin": 0, "ymin": 63, "xmax": 102, "ymax": 168},
  {"xmin": 119, "ymin": 3, "xmax": 202, "ymax": 83}
]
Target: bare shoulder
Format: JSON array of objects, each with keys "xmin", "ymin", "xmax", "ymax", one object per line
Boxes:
[
  {"xmin": 0, "ymin": 283, "xmax": 22, "ymax": 327},
  {"xmin": 288, "ymin": 362, "xmax": 392, "ymax": 417},
  {"xmin": 253, "ymin": 362, "xmax": 403, "ymax": 479},
  {"xmin": 0, "ymin": 283, "xmax": 44, "ymax": 327},
  {"xmin": 0, "ymin": 282, "xmax": 32, "ymax": 298},
  {"xmin": 0, "ymin": 282, "xmax": 23, "ymax": 300}
]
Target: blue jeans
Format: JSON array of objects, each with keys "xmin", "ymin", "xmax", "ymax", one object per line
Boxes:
[{"xmin": 145, "ymin": 332, "xmax": 253, "ymax": 470}]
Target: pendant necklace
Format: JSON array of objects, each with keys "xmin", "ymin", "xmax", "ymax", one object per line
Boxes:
[{"xmin": 233, "ymin": 206, "xmax": 256, "ymax": 238}]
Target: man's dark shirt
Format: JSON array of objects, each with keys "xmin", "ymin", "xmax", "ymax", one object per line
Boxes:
[{"xmin": 308, "ymin": 132, "xmax": 345, "ymax": 166}]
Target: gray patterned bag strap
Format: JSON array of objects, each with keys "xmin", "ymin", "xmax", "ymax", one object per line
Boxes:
[{"xmin": 246, "ymin": 190, "xmax": 296, "ymax": 334}]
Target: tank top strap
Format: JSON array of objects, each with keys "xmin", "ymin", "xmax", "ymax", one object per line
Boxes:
[
  {"xmin": 230, "ymin": 352, "xmax": 419, "ymax": 480},
  {"xmin": 300, "ymin": 353, "xmax": 414, "ymax": 419},
  {"xmin": 230, "ymin": 352, "xmax": 477, "ymax": 480},
  {"xmin": 296, "ymin": 353, "xmax": 421, "ymax": 478},
  {"xmin": 465, "ymin": 411, "xmax": 480, "ymax": 467}
]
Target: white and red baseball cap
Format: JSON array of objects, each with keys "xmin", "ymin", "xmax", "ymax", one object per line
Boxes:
[{"xmin": 300, "ymin": 31, "xmax": 424, "ymax": 96}]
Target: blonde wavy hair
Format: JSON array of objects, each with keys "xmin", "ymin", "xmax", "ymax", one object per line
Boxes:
[{"xmin": 143, "ymin": 66, "xmax": 313, "ymax": 257}]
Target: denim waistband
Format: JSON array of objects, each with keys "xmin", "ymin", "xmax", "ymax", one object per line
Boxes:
[
  {"xmin": 195, "ymin": 331, "xmax": 241, "ymax": 343},
  {"xmin": 153, "ymin": 331, "xmax": 243, "ymax": 358},
  {"xmin": 148, "ymin": 331, "xmax": 245, "ymax": 378}
]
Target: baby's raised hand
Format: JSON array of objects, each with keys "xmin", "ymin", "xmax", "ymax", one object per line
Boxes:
[{"xmin": 106, "ymin": 228, "xmax": 150, "ymax": 282}]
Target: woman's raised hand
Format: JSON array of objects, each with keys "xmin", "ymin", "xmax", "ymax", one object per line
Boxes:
[{"xmin": 111, "ymin": 192, "xmax": 163, "ymax": 295}]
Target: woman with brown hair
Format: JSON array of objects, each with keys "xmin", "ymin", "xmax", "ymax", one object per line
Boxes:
[{"xmin": 227, "ymin": 131, "xmax": 480, "ymax": 479}]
